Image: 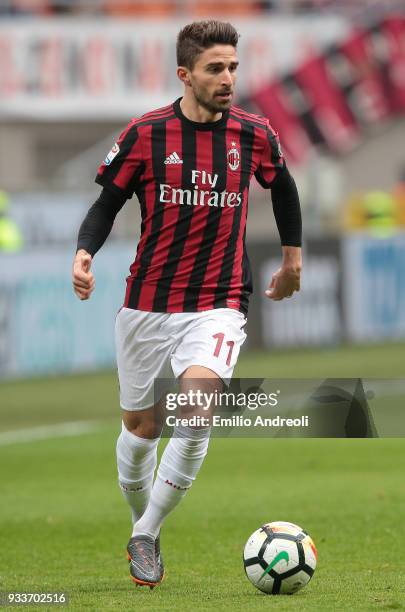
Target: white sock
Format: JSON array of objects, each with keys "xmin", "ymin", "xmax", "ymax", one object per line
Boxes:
[
  {"xmin": 132, "ymin": 424, "xmax": 211, "ymax": 538},
  {"xmin": 116, "ymin": 423, "xmax": 160, "ymax": 525}
]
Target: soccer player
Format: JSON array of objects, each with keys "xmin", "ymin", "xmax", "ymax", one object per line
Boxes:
[{"xmin": 72, "ymin": 20, "xmax": 302, "ymax": 589}]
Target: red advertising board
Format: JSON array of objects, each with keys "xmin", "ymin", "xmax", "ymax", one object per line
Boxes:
[
  {"xmin": 336, "ymin": 27, "xmax": 392, "ymax": 123},
  {"xmin": 252, "ymin": 81, "xmax": 313, "ymax": 165},
  {"xmin": 293, "ymin": 51, "xmax": 360, "ymax": 153}
]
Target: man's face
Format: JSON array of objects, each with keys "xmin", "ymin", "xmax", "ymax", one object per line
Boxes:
[{"xmin": 185, "ymin": 44, "xmax": 238, "ymax": 113}]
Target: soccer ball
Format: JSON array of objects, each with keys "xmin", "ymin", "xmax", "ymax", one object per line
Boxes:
[{"xmin": 243, "ymin": 521, "xmax": 317, "ymax": 595}]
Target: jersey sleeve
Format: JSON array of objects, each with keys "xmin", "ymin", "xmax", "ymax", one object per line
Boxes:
[
  {"xmin": 254, "ymin": 121, "xmax": 285, "ymax": 189},
  {"xmin": 95, "ymin": 121, "xmax": 144, "ymax": 199}
]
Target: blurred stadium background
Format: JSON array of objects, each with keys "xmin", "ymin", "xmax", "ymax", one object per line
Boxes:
[
  {"xmin": 1, "ymin": 0, "xmax": 405, "ymax": 382},
  {"xmin": 1, "ymin": 3, "xmax": 405, "ymax": 609}
]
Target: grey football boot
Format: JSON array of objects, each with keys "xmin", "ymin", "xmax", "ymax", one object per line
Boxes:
[
  {"xmin": 127, "ymin": 533, "xmax": 164, "ymax": 588},
  {"xmin": 155, "ymin": 533, "xmax": 164, "ymax": 580}
]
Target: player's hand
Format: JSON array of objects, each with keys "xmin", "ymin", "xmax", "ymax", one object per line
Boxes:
[
  {"xmin": 265, "ymin": 246, "xmax": 302, "ymax": 301},
  {"xmin": 265, "ymin": 267, "xmax": 300, "ymax": 301},
  {"xmin": 72, "ymin": 249, "xmax": 95, "ymax": 300}
]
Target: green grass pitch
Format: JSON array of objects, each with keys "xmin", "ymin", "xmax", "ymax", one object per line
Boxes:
[{"xmin": 1, "ymin": 342, "xmax": 405, "ymax": 611}]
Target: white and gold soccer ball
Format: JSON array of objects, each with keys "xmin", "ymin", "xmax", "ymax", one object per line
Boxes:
[{"xmin": 243, "ymin": 521, "xmax": 317, "ymax": 595}]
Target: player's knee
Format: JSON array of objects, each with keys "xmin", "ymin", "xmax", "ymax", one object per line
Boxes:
[
  {"xmin": 122, "ymin": 408, "xmax": 163, "ymax": 439},
  {"xmin": 126, "ymin": 421, "xmax": 162, "ymax": 439}
]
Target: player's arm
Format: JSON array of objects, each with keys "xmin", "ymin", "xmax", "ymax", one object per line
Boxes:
[
  {"xmin": 73, "ymin": 120, "xmax": 143, "ymax": 300},
  {"xmin": 72, "ymin": 187, "xmax": 126, "ymax": 300},
  {"xmin": 254, "ymin": 124, "xmax": 302, "ymax": 301},
  {"xmin": 266, "ymin": 165, "xmax": 302, "ymax": 301}
]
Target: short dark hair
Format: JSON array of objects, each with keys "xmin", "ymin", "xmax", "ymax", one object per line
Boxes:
[{"xmin": 176, "ymin": 20, "xmax": 239, "ymax": 70}]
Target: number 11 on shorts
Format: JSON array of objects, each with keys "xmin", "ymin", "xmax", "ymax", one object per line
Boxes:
[{"xmin": 212, "ymin": 332, "xmax": 235, "ymax": 366}]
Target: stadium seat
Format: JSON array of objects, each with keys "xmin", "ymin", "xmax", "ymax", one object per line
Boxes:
[
  {"xmin": 11, "ymin": 0, "xmax": 53, "ymax": 14},
  {"xmin": 191, "ymin": 0, "xmax": 260, "ymax": 15},
  {"xmin": 104, "ymin": 1, "xmax": 175, "ymax": 16}
]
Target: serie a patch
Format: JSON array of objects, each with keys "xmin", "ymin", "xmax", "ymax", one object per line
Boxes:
[{"xmin": 104, "ymin": 143, "xmax": 120, "ymax": 165}]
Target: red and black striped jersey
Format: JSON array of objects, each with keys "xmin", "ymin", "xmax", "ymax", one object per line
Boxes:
[{"xmin": 96, "ymin": 97, "xmax": 284, "ymax": 315}]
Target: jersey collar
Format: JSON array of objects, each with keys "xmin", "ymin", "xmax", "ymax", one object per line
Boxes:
[{"xmin": 173, "ymin": 97, "xmax": 229, "ymax": 131}]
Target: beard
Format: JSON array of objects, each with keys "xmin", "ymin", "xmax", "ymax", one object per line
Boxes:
[{"xmin": 192, "ymin": 84, "xmax": 233, "ymax": 114}]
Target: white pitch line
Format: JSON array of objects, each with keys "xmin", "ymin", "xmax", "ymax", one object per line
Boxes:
[{"xmin": 0, "ymin": 420, "xmax": 101, "ymax": 447}]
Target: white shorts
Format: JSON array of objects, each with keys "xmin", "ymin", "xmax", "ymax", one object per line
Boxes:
[{"xmin": 115, "ymin": 307, "xmax": 247, "ymax": 411}]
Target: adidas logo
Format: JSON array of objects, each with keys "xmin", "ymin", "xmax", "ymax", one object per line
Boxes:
[{"xmin": 164, "ymin": 152, "xmax": 183, "ymax": 165}]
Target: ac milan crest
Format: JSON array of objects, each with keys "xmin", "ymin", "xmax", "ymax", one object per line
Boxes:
[{"xmin": 228, "ymin": 142, "xmax": 240, "ymax": 171}]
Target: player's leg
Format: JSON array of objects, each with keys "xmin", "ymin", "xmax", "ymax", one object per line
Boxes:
[
  {"xmin": 118, "ymin": 403, "xmax": 166, "ymax": 588},
  {"xmin": 115, "ymin": 308, "xmax": 171, "ymax": 526},
  {"xmin": 114, "ymin": 308, "xmax": 174, "ymax": 587},
  {"xmin": 116, "ymin": 404, "xmax": 164, "ymax": 525},
  {"xmin": 132, "ymin": 309, "xmax": 247, "ymax": 542},
  {"xmin": 131, "ymin": 366, "xmax": 221, "ymax": 540}
]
